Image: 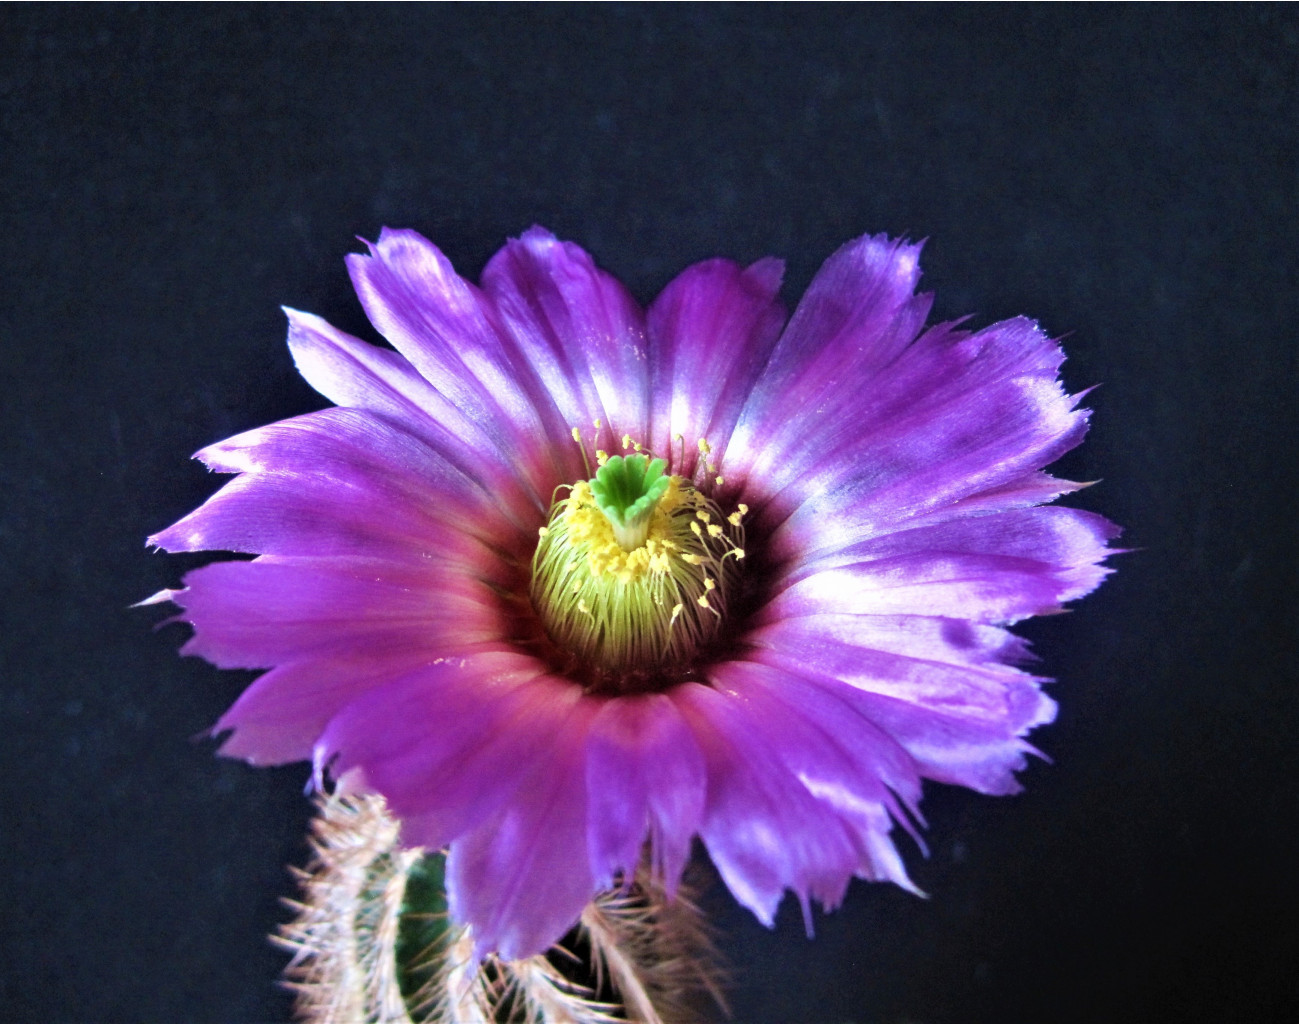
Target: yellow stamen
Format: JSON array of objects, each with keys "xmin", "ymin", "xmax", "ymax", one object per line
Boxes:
[{"xmin": 530, "ymin": 463, "xmax": 745, "ymax": 681}]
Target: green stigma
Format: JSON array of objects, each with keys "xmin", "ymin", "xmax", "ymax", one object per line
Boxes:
[
  {"xmin": 589, "ymin": 454, "xmax": 671, "ymax": 550},
  {"xmin": 530, "ymin": 453, "xmax": 748, "ymax": 692}
]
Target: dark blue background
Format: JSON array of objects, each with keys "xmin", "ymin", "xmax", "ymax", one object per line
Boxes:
[{"xmin": 2, "ymin": 5, "xmax": 1295, "ymax": 1022}]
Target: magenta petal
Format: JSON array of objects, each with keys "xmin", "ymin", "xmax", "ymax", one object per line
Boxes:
[
  {"xmin": 754, "ymin": 610, "xmax": 1034, "ymax": 670},
  {"xmin": 169, "ymin": 556, "xmax": 500, "ymax": 669},
  {"xmin": 762, "ymin": 318, "xmax": 1090, "ymax": 551},
  {"xmin": 482, "ymin": 226, "xmax": 650, "ymax": 448},
  {"xmin": 707, "ymin": 661, "xmax": 925, "ymax": 865},
  {"xmin": 646, "ymin": 257, "xmax": 786, "ymax": 475},
  {"xmin": 213, "ymin": 650, "xmax": 445, "ymax": 766},
  {"xmin": 318, "ymin": 655, "xmax": 577, "ymax": 851},
  {"xmin": 286, "ymin": 307, "xmax": 452, "ymax": 429},
  {"xmin": 284, "ymin": 309, "xmax": 540, "ymax": 509},
  {"xmin": 746, "ymin": 615, "xmax": 1053, "ymax": 794},
  {"xmin": 726, "ymin": 233, "xmax": 928, "ymax": 483},
  {"xmin": 444, "ymin": 695, "xmax": 599, "ymax": 960},
  {"xmin": 671, "ymin": 681, "xmax": 889, "ymax": 927},
  {"xmin": 346, "ymin": 228, "xmax": 576, "ymax": 497},
  {"xmin": 584, "ymin": 693, "xmax": 706, "ymax": 891},
  {"xmin": 942, "ymin": 470, "xmax": 1091, "ymax": 517},
  {"xmin": 148, "ymin": 408, "xmax": 524, "ymax": 563},
  {"xmin": 766, "ymin": 507, "xmax": 1119, "ymax": 624}
]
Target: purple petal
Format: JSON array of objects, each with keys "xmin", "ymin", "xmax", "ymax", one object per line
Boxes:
[
  {"xmin": 346, "ymin": 228, "xmax": 576, "ymax": 497},
  {"xmin": 646, "ymin": 258, "xmax": 786, "ymax": 474},
  {"xmin": 584, "ymin": 692, "xmax": 706, "ymax": 892},
  {"xmin": 212, "ymin": 649, "xmax": 453, "ymax": 766},
  {"xmin": 726, "ymin": 234, "xmax": 928, "ymax": 483},
  {"xmin": 941, "ymin": 470, "xmax": 1091, "ymax": 516},
  {"xmin": 709, "ymin": 660, "xmax": 926, "ymax": 855},
  {"xmin": 285, "ymin": 309, "xmax": 542, "ymax": 510},
  {"xmin": 443, "ymin": 692, "xmax": 599, "ymax": 960},
  {"xmin": 765, "ymin": 507, "xmax": 1120, "ymax": 624},
  {"xmin": 745, "ymin": 615, "xmax": 1054, "ymax": 794},
  {"xmin": 482, "ymin": 226, "xmax": 650, "ymax": 449},
  {"xmin": 167, "ymin": 556, "xmax": 501, "ymax": 670},
  {"xmin": 318, "ymin": 653, "xmax": 572, "ymax": 848},
  {"xmin": 753, "ymin": 610, "xmax": 1034, "ymax": 669},
  {"xmin": 671, "ymin": 680, "xmax": 902, "ymax": 928},
  {"xmin": 757, "ymin": 318, "xmax": 1090, "ymax": 553},
  {"xmin": 149, "ymin": 407, "xmax": 529, "ymax": 563}
]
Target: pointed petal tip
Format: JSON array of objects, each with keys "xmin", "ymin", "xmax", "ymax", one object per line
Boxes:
[
  {"xmin": 1023, "ymin": 740, "xmax": 1052, "ymax": 765},
  {"xmin": 744, "ymin": 255, "xmax": 786, "ymax": 291},
  {"xmin": 840, "ymin": 230, "xmax": 926, "ymax": 277},
  {"xmin": 519, "ymin": 223, "xmax": 559, "ymax": 244},
  {"xmin": 374, "ymin": 224, "xmax": 420, "ymax": 247},
  {"xmin": 1072, "ymin": 383, "xmax": 1102, "ymax": 405},
  {"xmin": 134, "ymin": 587, "xmax": 180, "ymax": 608}
]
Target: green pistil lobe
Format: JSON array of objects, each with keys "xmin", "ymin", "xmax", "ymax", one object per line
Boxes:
[{"xmin": 589, "ymin": 454, "xmax": 670, "ymax": 550}]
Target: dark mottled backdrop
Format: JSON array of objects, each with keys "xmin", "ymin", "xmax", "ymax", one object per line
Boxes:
[{"xmin": 2, "ymin": 6, "xmax": 1295, "ymax": 1022}]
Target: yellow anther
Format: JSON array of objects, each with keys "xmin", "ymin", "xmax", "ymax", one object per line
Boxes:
[
  {"xmin": 593, "ymin": 417, "xmax": 602, "ymax": 429},
  {"xmin": 705, "ymin": 461, "xmax": 717, "ymax": 475},
  {"xmin": 571, "ymin": 427, "xmax": 583, "ymax": 443},
  {"xmin": 733, "ymin": 547, "xmax": 746, "ymax": 560},
  {"xmin": 704, "ymin": 577, "xmax": 716, "ymax": 591},
  {"xmin": 690, "ymin": 520, "xmax": 703, "ymax": 537},
  {"xmin": 715, "ymin": 475, "xmax": 724, "ymax": 486},
  {"xmin": 697, "ymin": 593, "xmax": 711, "ymax": 609},
  {"xmin": 538, "ymin": 526, "xmax": 550, "ymax": 538},
  {"xmin": 680, "ymin": 553, "xmax": 703, "ymax": 565},
  {"xmin": 577, "ymin": 598, "xmax": 591, "ymax": 615},
  {"xmin": 707, "ymin": 524, "xmax": 724, "ymax": 538},
  {"xmin": 696, "ymin": 510, "xmax": 711, "ymax": 524},
  {"xmin": 737, "ymin": 503, "xmax": 749, "ymax": 515},
  {"xmin": 596, "ymin": 450, "xmax": 609, "ymax": 465},
  {"xmin": 697, "ymin": 438, "xmax": 712, "ymax": 455},
  {"xmin": 621, "ymin": 433, "xmax": 632, "ymax": 450},
  {"xmin": 727, "ymin": 511, "xmax": 743, "ymax": 526}
]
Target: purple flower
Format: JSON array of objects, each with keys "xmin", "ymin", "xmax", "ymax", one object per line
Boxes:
[{"xmin": 149, "ymin": 227, "xmax": 1117, "ymax": 960}]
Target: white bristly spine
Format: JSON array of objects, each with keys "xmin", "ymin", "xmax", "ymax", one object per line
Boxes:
[{"xmin": 277, "ymin": 792, "xmax": 725, "ymax": 1024}]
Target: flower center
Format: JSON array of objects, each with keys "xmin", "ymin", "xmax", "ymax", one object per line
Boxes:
[{"xmin": 530, "ymin": 452, "xmax": 745, "ymax": 692}]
